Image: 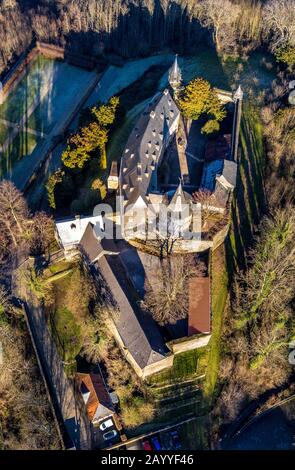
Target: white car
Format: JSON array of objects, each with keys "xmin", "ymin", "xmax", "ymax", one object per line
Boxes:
[
  {"xmin": 99, "ymin": 418, "xmax": 113, "ymax": 431},
  {"xmin": 103, "ymin": 430, "xmax": 118, "ymax": 441}
]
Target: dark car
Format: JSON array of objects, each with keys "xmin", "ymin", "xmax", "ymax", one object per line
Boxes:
[
  {"xmin": 170, "ymin": 430, "xmax": 181, "ymax": 449},
  {"xmin": 151, "ymin": 436, "xmax": 161, "ymax": 450},
  {"xmin": 142, "ymin": 440, "xmax": 152, "ymax": 451}
]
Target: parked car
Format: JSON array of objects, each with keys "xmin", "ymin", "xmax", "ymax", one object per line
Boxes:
[
  {"xmin": 142, "ymin": 440, "xmax": 152, "ymax": 451},
  {"xmin": 103, "ymin": 430, "xmax": 118, "ymax": 441},
  {"xmin": 151, "ymin": 436, "xmax": 161, "ymax": 450},
  {"xmin": 99, "ymin": 418, "xmax": 113, "ymax": 431},
  {"xmin": 170, "ymin": 430, "xmax": 181, "ymax": 449}
]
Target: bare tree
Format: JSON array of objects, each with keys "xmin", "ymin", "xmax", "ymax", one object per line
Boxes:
[
  {"xmin": 28, "ymin": 211, "xmax": 55, "ymax": 256},
  {"xmin": 0, "ymin": 180, "xmax": 28, "ymax": 247},
  {"xmin": 200, "ymin": 0, "xmax": 240, "ymax": 54},
  {"xmin": 192, "ymin": 189, "xmax": 224, "ymax": 226},
  {"xmin": 262, "ymin": 0, "xmax": 295, "ymax": 51},
  {"xmin": 144, "ymin": 255, "xmax": 206, "ymax": 326}
]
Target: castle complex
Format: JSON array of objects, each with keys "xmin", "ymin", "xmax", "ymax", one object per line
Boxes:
[{"xmin": 119, "ymin": 56, "xmax": 242, "ymax": 252}]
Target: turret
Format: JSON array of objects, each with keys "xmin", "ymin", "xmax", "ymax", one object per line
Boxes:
[{"xmin": 168, "ymin": 54, "xmax": 182, "ymax": 95}]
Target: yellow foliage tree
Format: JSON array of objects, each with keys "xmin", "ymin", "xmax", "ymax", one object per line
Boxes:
[{"xmin": 178, "ymin": 78, "xmax": 226, "ymax": 134}]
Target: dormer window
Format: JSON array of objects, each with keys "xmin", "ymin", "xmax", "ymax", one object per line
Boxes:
[{"xmin": 70, "ymin": 223, "xmax": 76, "ymax": 230}]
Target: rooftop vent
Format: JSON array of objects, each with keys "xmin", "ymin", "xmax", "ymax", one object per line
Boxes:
[
  {"xmin": 130, "ymin": 153, "xmax": 134, "ymax": 158},
  {"xmin": 150, "ymin": 110, "xmax": 156, "ymax": 119},
  {"xmin": 148, "ymin": 141, "xmax": 152, "ymax": 147},
  {"xmin": 170, "ymin": 110, "xmax": 174, "ymax": 117},
  {"xmin": 125, "ymin": 148, "xmax": 129, "ymax": 153},
  {"xmin": 152, "ymin": 129, "xmax": 156, "ymax": 136},
  {"xmin": 164, "ymin": 89, "xmax": 169, "ymax": 95},
  {"xmin": 160, "ymin": 113, "xmax": 164, "ymax": 120}
]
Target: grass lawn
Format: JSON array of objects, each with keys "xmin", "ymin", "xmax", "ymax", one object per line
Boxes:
[
  {"xmin": 147, "ymin": 349, "xmax": 204, "ymax": 386},
  {"xmin": 203, "ymin": 102, "xmax": 266, "ymax": 404},
  {"xmin": 178, "ymin": 417, "xmax": 209, "ymax": 450},
  {"xmin": 203, "ymin": 245, "xmax": 229, "ymax": 404},
  {"xmin": 50, "ymin": 306, "xmax": 83, "ymax": 364}
]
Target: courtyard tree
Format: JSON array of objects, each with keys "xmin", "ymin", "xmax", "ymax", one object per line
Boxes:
[
  {"xmin": 192, "ymin": 189, "xmax": 223, "ymax": 227},
  {"xmin": 144, "ymin": 255, "xmax": 206, "ymax": 326},
  {"xmin": 91, "ymin": 96, "xmax": 119, "ymax": 128},
  {"xmin": 62, "ymin": 97, "xmax": 118, "ymax": 170},
  {"xmin": 28, "ymin": 212, "xmax": 55, "ymax": 256},
  {"xmin": 178, "ymin": 78, "xmax": 226, "ymax": 134}
]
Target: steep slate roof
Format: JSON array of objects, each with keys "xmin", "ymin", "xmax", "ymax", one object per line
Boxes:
[
  {"xmin": 94, "ymin": 255, "xmax": 168, "ymax": 371},
  {"xmin": 120, "ymin": 89, "xmax": 180, "ymax": 210},
  {"xmin": 188, "ymin": 277, "xmax": 211, "ymax": 335},
  {"xmin": 79, "ymin": 223, "xmax": 103, "ymax": 263},
  {"xmin": 75, "ymin": 373, "xmax": 113, "ymax": 422},
  {"xmin": 217, "ymin": 159, "xmax": 237, "ymax": 189}
]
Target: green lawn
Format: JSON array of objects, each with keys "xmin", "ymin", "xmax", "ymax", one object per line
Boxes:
[
  {"xmin": 203, "ymin": 102, "xmax": 266, "ymax": 404},
  {"xmin": 147, "ymin": 349, "xmax": 204, "ymax": 386},
  {"xmin": 50, "ymin": 306, "xmax": 82, "ymax": 364},
  {"xmin": 203, "ymin": 245, "xmax": 229, "ymax": 404},
  {"xmin": 178, "ymin": 417, "xmax": 209, "ymax": 450}
]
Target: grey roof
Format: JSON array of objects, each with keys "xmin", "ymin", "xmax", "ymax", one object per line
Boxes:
[
  {"xmin": 79, "ymin": 223, "xmax": 103, "ymax": 263},
  {"xmin": 200, "ymin": 159, "xmax": 237, "ymax": 192},
  {"xmin": 168, "ymin": 182, "xmax": 191, "ymax": 210},
  {"xmin": 94, "ymin": 254, "xmax": 168, "ymax": 371},
  {"xmin": 200, "ymin": 159, "xmax": 224, "ymax": 192},
  {"xmin": 120, "ymin": 90, "xmax": 180, "ymax": 210},
  {"xmin": 221, "ymin": 160, "xmax": 237, "ymax": 188}
]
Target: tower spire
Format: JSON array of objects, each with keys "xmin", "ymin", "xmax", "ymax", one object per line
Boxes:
[{"xmin": 168, "ymin": 54, "xmax": 182, "ymax": 95}]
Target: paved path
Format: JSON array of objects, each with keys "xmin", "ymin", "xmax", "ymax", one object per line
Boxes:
[{"xmin": 13, "ymin": 261, "xmax": 92, "ymax": 449}]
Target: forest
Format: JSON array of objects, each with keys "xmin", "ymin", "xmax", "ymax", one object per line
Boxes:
[
  {"xmin": 0, "ymin": 0, "xmax": 294, "ymax": 75},
  {"xmin": 0, "ymin": 0, "xmax": 294, "ymax": 451}
]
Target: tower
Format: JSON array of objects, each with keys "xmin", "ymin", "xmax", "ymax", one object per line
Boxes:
[
  {"xmin": 231, "ymin": 85, "xmax": 243, "ymax": 162},
  {"xmin": 168, "ymin": 54, "xmax": 182, "ymax": 96}
]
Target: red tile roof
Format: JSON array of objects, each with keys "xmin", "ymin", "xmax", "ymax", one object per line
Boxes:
[
  {"xmin": 188, "ymin": 277, "xmax": 211, "ymax": 336},
  {"xmin": 76, "ymin": 372, "xmax": 113, "ymax": 422}
]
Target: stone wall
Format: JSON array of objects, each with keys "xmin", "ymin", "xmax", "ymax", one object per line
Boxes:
[
  {"xmin": 168, "ymin": 334, "xmax": 211, "ymax": 355},
  {"xmin": 0, "ymin": 46, "xmax": 39, "ymax": 103}
]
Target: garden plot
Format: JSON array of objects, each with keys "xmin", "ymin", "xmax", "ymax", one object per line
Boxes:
[{"xmin": 0, "ymin": 54, "xmax": 97, "ymax": 181}]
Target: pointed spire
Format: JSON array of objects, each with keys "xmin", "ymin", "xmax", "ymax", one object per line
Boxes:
[
  {"xmin": 234, "ymin": 84, "xmax": 243, "ymax": 102},
  {"xmin": 168, "ymin": 54, "xmax": 182, "ymax": 91},
  {"xmin": 169, "ymin": 180, "xmax": 187, "ymax": 211}
]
